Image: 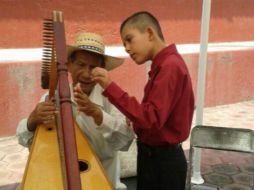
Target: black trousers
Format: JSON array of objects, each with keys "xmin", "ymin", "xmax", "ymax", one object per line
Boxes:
[{"xmin": 136, "ymin": 141, "xmax": 187, "ymax": 190}]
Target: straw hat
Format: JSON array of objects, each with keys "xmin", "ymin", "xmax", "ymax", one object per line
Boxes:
[{"xmin": 67, "ymin": 32, "xmax": 124, "ymax": 70}]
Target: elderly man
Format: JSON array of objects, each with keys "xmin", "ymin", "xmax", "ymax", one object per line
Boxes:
[{"xmin": 16, "ymin": 32, "xmax": 135, "ymax": 190}]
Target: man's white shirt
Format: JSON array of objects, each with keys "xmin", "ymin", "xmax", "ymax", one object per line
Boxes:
[{"xmin": 16, "ymin": 84, "xmax": 135, "ymax": 190}]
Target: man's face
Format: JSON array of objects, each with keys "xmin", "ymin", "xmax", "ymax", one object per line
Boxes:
[{"xmin": 68, "ymin": 50, "xmax": 103, "ymax": 95}]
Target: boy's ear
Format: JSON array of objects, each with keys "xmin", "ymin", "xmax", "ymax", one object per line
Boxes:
[{"xmin": 146, "ymin": 27, "xmax": 156, "ymax": 41}]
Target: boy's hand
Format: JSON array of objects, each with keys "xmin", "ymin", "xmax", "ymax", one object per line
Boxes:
[
  {"xmin": 27, "ymin": 100, "xmax": 57, "ymax": 131},
  {"xmin": 91, "ymin": 67, "xmax": 112, "ymax": 89},
  {"xmin": 74, "ymin": 84, "xmax": 103, "ymax": 125}
]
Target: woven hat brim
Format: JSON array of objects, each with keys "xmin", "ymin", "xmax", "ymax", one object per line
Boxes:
[{"xmin": 67, "ymin": 45, "xmax": 124, "ymax": 71}]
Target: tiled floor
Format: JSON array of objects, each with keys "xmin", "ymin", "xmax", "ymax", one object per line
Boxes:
[
  {"xmin": 199, "ymin": 150, "xmax": 254, "ymax": 190},
  {"xmin": 0, "ymin": 136, "xmax": 28, "ymax": 188},
  {"xmin": 0, "ymin": 100, "xmax": 254, "ymax": 190}
]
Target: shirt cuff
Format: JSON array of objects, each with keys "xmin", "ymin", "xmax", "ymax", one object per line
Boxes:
[
  {"xmin": 103, "ymin": 82, "xmax": 125, "ymax": 100},
  {"xmin": 96, "ymin": 110, "xmax": 112, "ymax": 130},
  {"xmin": 16, "ymin": 119, "xmax": 34, "ymax": 147}
]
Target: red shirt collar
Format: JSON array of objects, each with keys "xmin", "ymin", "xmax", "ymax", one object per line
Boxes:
[{"xmin": 151, "ymin": 44, "xmax": 178, "ymax": 72}]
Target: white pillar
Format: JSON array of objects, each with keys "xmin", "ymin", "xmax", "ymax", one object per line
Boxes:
[{"xmin": 191, "ymin": 0, "xmax": 211, "ymax": 184}]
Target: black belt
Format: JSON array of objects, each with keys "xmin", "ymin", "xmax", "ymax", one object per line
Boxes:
[{"xmin": 137, "ymin": 140, "xmax": 181, "ymax": 152}]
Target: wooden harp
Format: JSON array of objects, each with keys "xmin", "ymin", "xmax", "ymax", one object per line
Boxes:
[{"xmin": 20, "ymin": 11, "xmax": 113, "ymax": 190}]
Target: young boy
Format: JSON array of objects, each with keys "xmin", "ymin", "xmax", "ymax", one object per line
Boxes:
[{"xmin": 92, "ymin": 11, "xmax": 195, "ymax": 190}]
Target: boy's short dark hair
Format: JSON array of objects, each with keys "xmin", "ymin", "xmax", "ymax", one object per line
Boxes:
[{"xmin": 120, "ymin": 11, "xmax": 165, "ymax": 41}]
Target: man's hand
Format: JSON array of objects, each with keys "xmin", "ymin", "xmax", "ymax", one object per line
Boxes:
[
  {"xmin": 91, "ymin": 67, "xmax": 112, "ymax": 89},
  {"xmin": 27, "ymin": 101, "xmax": 57, "ymax": 131},
  {"xmin": 74, "ymin": 84, "xmax": 103, "ymax": 125}
]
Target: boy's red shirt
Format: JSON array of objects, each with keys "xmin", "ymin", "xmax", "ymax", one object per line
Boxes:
[{"xmin": 103, "ymin": 44, "xmax": 194, "ymax": 145}]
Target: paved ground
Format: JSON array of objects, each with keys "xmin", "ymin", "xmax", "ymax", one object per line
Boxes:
[{"xmin": 0, "ymin": 100, "xmax": 254, "ymax": 190}]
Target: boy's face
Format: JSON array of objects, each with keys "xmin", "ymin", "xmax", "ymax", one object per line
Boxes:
[
  {"xmin": 121, "ymin": 26, "xmax": 152, "ymax": 64},
  {"xmin": 68, "ymin": 50, "xmax": 103, "ymax": 95}
]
